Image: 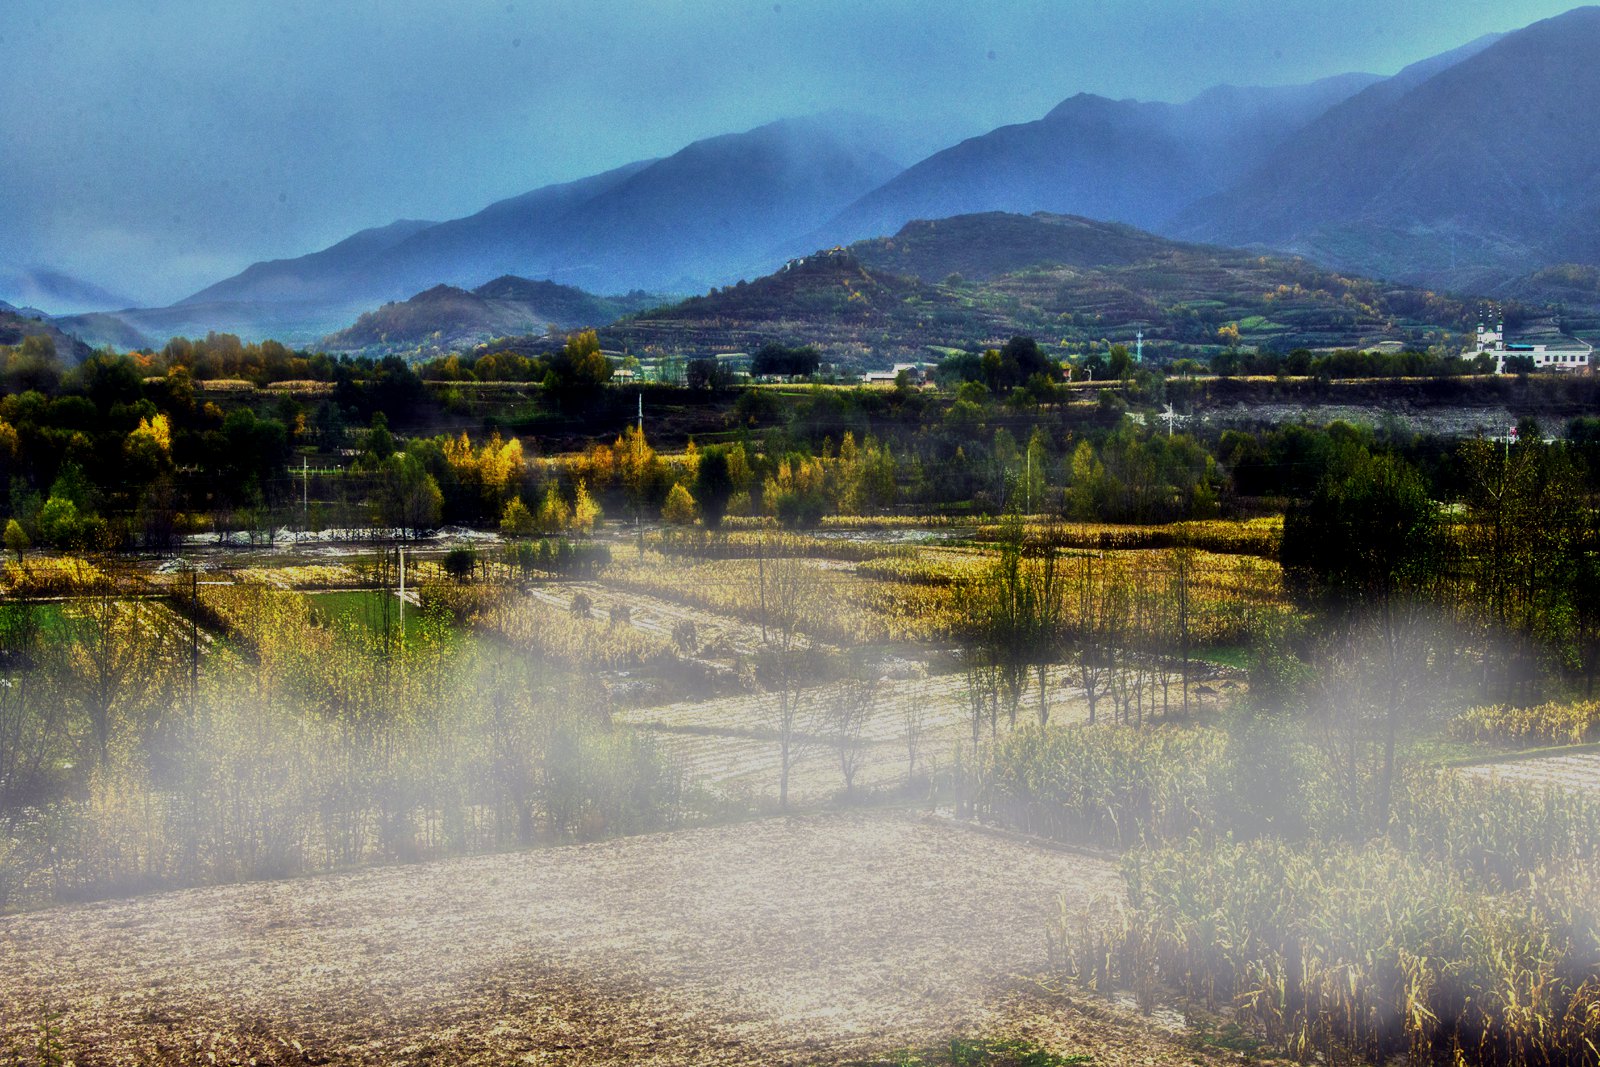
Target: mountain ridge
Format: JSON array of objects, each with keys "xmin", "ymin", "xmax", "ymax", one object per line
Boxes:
[
  {"xmin": 184, "ymin": 114, "xmax": 901, "ymax": 312},
  {"xmin": 806, "ymin": 71, "xmax": 1384, "ymax": 252},
  {"xmin": 318, "ymin": 275, "xmax": 663, "ymax": 354},
  {"xmin": 1173, "ymin": 9, "xmax": 1597, "ymax": 291}
]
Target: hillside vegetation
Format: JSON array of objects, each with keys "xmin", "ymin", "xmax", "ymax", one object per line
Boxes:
[{"xmin": 607, "ymin": 213, "xmax": 1485, "ymax": 364}]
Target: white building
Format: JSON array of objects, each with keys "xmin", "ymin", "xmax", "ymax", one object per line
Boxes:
[{"xmin": 1466, "ymin": 314, "xmax": 1592, "ymax": 372}]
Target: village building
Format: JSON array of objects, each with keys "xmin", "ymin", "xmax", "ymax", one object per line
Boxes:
[
  {"xmin": 861, "ymin": 362, "xmax": 928, "ymax": 386},
  {"xmin": 1465, "ymin": 313, "xmax": 1593, "ymax": 372}
]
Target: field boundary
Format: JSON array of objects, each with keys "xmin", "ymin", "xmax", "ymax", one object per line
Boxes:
[
  {"xmin": 921, "ymin": 813, "xmax": 1123, "ymax": 864},
  {"xmin": 1444, "ymin": 740, "xmax": 1600, "ymax": 768}
]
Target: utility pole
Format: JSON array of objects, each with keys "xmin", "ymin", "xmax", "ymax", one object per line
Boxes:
[
  {"xmin": 757, "ymin": 533, "xmax": 769, "ymax": 645},
  {"xmin": 397, "ymin": 544, "xmax": 405, "ymax": 639},
  {"xmin": 1025, "ymin": 448, "xmax": 1032, "ymax": 514},
  {"xmin": 190, "ymin": 566, "xmax": 199, "ymax": 713}
]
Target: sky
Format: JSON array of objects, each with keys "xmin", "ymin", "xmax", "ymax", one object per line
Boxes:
[{"xmin": 0, "ymin": 0, "xmax": 1582, "ymax": 309}]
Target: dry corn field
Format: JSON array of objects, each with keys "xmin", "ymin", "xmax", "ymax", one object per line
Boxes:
[{"xmin": 0, "ymin": 811, "xmax": 1227, "ymax": 1067}]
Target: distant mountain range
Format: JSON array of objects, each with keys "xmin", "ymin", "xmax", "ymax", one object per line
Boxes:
[
  {"xmin": 0, "ymin": 267, "xmax": 134, "ymax": 318},
  {"xmin": 16, "ymin": 7, "xmax": 1600, "ymax": 354},
  {"xmin": 0, "ymin": 303, "xmax": 93, "ymax": 362},
  {"xmin": 806, "ymin": 71, "xmax": 1386, "ymax": 249},
  {"xmin": 186, "ymin": 114, "xmax": 901, "ymax": 311},
  {"xmin": 1175, "ymin": 8, "xmax": 1598, "ymax": 292}
]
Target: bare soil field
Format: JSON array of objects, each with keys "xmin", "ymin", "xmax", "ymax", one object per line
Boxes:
[
  {"xmin": 1205, "ymin": 402, "xmax": 1518, "ymax": 438},
  {"xmin": 527, "ymin": 580, "xmax": 782, "ymax": 657},
  {"xmin": 622, "ymin": 669, "xmax": 1101, "ymax": 806},
  {"xmin": 1461, "ymin": 750, "xmax": 1600, "ymax": 793},
  {"xmin": 0, "ymin": 811, "xmax": 1230, "ymax": 1066}
]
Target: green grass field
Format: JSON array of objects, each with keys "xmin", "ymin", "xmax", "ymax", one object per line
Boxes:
[{"xmin": 305, "ymin": 589, "xmax": 452, "ymax": 643}]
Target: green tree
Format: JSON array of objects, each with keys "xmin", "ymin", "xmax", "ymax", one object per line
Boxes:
[
  {"xmin": 1282, "ymin": 452, "xmax": 1443, "ymax": 611},
  {"xmin": 3, "ymin": 518, "xmax": 27, "ymax": 562},
  {"xmin": 36, "ymin": 496, "xmax": 83, "ymax": 549},
  {"xmin": 373, "ymin": 453, "xmax": 443, "ymax": 539},
  {"xmin": 694, "ymin": 446, "xmax": 735, "ymax": 529},
  {"xmin": 359, "ymin": 412, "xmax": 396, "ymax": 467},
  {"xmin": 546, "ymin": 329, "xmax": 612, "ymax": 401},
  {"xmin": 1282, "ymin": 451, "xmax": 1445, "ymax": 832},
  {"xmin": 443, "ymin": 544, "xmax": 478, "ymax": 581}
]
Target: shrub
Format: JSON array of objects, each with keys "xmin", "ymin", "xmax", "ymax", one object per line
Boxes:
[{"xmin": 442, "ymin": 544, "xmax": 478, "ymax": 581}]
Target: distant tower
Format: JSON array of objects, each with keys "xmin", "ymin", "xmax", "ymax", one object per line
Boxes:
[{"xmin": 1135, "ymin": 330, "xmax": 1143, "ymax": 363}]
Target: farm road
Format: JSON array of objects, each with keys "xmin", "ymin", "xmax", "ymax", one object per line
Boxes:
[
  {"xmin": 1461, "ymin": 750, "xmax": 1600, "ymax": 793},
  {"xmin": 0, "ymin": 811, "xmax": 1146, "ymax": 1065}
]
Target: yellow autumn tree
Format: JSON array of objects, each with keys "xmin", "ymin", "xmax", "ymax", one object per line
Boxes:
[
  {"xmin": 764, "ymin": 454, "xmax": 829, "ymax": 527},
  {"xmin": 577, "ymin": 440, "xmax": 617, "ymax": 492},
  {"xmin": 441, "ymin": 431, "xmax": 524, "ymax": 516},
  {"xmin": 127, "ymin": 413, "xmax": 172, "ymax": 455},
  {"xmin": 537, "ymin": 483, "xmax": 571, "ymax": 534},
  {"xmin": 613, "ymin": 425, "xmax": 659, "ymax": 518},
  {"xmin": 831, "ymin": 432, "xmax": 897, "ymax": 515},
  {"xmin": 572, "ymin": 480, "xmax": 601, "ymax": 534},
  {"xmin": 125, "ymin": 413, "xmax": 173, "ymax": 478},
  {"xmin": 479, "ymin": 433, "xmax": 524, "ymax": 503},
  {"xmin": 500, "ymin": 496, "xmax": 536, "ymax": 537},
  {"xmin": 662, "ymin": 483, "xmax": 697, "ymax": 525}
]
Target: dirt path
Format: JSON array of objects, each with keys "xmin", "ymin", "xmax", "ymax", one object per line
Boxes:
[
  {"xmin": 1460, "ymin": 750, "xmax": 1600, "ymax": 793},
  {"xmin": 0, "ymin": 812, "xmax": 1172, "ymax": 1065}
]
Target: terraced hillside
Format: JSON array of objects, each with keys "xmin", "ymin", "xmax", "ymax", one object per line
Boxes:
[{"xmin": 605, "ymin": 213, "xmax": 1487, "ymax": 366}]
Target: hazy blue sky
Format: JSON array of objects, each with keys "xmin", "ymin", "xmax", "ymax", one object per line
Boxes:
[{"xmin": 0, "ymin": 0, "xmax": 1581, "ymax": 306}]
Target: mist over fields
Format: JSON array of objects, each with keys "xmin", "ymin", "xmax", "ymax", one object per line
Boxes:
[{"xmin": 9, "ymin": 5, "xmax": 1600, "ymax": 1067}]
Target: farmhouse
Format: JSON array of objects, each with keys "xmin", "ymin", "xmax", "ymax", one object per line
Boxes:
[{"xmin": 862, "ymin": 362, "xmax": 928, "ymax": 386}]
